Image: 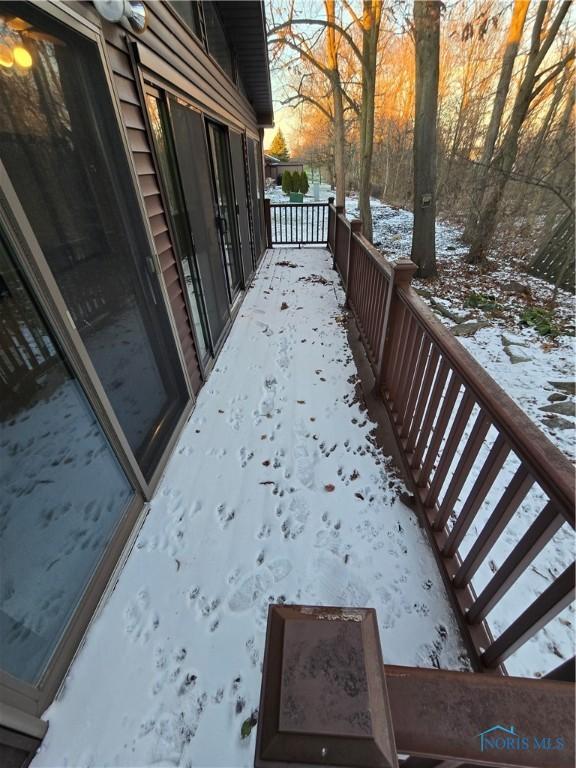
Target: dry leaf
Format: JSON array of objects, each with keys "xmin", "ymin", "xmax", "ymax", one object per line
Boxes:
[
  {"xmin": 280, "ymin": 302, "xmax": 289, "ymax": 310},
  {"xmin": 324, "ymin": 484, "xmax": 335, "ymax": 492}
]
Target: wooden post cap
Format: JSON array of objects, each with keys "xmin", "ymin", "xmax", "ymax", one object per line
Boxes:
[
  {"xmin": 350, "ymin": 219, "xmax": 363, "ymax": 234},
  {"xmin": 393, "ymin": 259, "xmax": 416, "ymax": 285},
  {"xmin": 255, "ymin": 604, "xmax": 398, "ymax": 768}
]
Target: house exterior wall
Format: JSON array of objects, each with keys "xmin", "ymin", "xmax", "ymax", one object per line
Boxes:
[
  {"xmin": 0, "ymin": 1, "xmax": 271, "ymax": 756},
  {"xmin": 73, "ymin": 0, "xmax": 269, "ymax": 392},
  {"xmin": 266, "ymin": 162, "xmax": 305, "ymax": 181}
]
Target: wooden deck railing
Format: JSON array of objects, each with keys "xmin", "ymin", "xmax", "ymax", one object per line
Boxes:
[
  {"xmin": 386, "ymin": 664, "xmax": 574, "ymax": 767},
  {"xmin": 264, "ymin": 198, "xmax": 329, "ymax": 246},
  {"xmin": 326, "ymin": 200, "xmax": 575, "ymax": 677}
]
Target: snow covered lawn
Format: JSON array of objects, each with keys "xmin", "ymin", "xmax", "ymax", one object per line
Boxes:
[{"xmin": 32, "ymin": 248, "xmax": 468, "ymax": 768}]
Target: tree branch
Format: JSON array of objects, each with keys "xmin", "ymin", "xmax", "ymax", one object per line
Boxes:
[{"xmin": 268, "ymin": 18, "xmax": 363, "ymax": 62}]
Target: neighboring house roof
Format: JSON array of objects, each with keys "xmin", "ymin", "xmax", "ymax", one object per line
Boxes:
[
  {"xmin": 264, "ymin": 158, "xmax": 304, "ymax": 167},
  {"xmin": 217, "ymin": 1, "xmax": 274, "ymax": 127}
]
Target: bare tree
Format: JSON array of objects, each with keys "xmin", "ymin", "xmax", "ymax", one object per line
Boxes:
[
  {"xmin": 463, "ymin": 0, "xmax": 530, "ymax": 243},
  {"xmin": 268, "ymin": 2, "xmax": 355, "ymax": 206},
  {"xmin": 468, "ymin": 0, "xmax": 574, "ymax": 263},
  {"xmin": 411, "ymin": 0, "xmax": 441, "ymax": 277}
]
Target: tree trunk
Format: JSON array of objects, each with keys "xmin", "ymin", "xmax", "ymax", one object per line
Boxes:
[
  {"xmin": 468, "ymin": 1, "xmax": 572, "ymax": 263},
  {"xmin": 358, "ymin": 1, "xmax": 381, "ymax": 242},
  {"xmin": 411, "ymin": 1, "xmax": 441, "ymax": 278},
  {"xmin": 325, "ymin": 0, "xmax": 346, "ymax": 207},
  {"xmin": 462, "ymin": 0, "xmax": 529, "ymax": 243}
]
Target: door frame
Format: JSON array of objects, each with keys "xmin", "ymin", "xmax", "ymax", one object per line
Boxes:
[
  {"xmin": 204, "ymin": 118, "xmax": 246, "ymax": 299},
  {"xmin": 0, "ymin": 0, "xmax": 195, "ymax": 729},
  {"xmin": 139, "ymin": 79, "xmax": 215, "ymax": 374}
]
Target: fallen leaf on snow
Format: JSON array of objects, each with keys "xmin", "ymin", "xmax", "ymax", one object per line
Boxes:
[{"xmin": 324, "ymin": 484, "xmax": 335, "ymax": 492}]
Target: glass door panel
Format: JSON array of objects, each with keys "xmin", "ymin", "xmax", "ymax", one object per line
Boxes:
[
  {"xmin": 229, "ymin": 130, "xmax": 255, "ymax": 282},
  {"xmin": 0, "ymin": 235, "xmax": 134, "ymax": 684},
  {"xmin": 169, "ymin": 98, "xmax": 231, "ymax": 349},
  {"xmin": 247, "ymin": 137, "xmax": 263, "ymax": 261},
  {"xmin": 206, "ymin": 122, "xmax": 243, "ymax": 297},
  {"xmin": 146, "ymin": 94, "xmax": 211, "ymax": 365},
  {"xmin": 0, "ymin": 5, "xmax": 188, "ymax": 480}
]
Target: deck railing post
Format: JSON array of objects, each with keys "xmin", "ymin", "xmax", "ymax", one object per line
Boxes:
[
  {"xmin": 264, "ymin": 198, "xmax": 272, "ymax": 248},
  {"xmin": 376, "ymin": 259, "xmax": 416, "ymax": 391},
  {"xmin": 346, "ymin": 219, "xmax": 362, "ymax": 306},
  {"xmin": 327, "ymin": 196, "xmax": 335, "ymax": 253},
  {"xmin": 334, "ymin": 204, "xmax": 345, "ymax": 271}
]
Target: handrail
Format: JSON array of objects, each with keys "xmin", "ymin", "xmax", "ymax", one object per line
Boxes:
[
  {"xmin": 398, "ymin": 286, "xmax": 574, "ymax": 521},
  {"xmin": 385, "ymin": 664, "xmax": 575, "ymax": 767},
  {"xmin": 327, "ymin": 199, "xmax": 575, "ymax": 675}
]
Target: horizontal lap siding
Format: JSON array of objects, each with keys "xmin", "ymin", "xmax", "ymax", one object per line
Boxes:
[
  {"xmin": 78, "ymin": 0, "xmax": 267, "ymax": 399},
  {"xmin": 105, "ymin": 38, "xmax": 203, "ymax": 395}
]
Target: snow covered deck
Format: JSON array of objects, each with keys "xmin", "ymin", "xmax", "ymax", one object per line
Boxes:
[{"xmin": 32, "ymin": 248, "xmax": 469, "ymax": 768}]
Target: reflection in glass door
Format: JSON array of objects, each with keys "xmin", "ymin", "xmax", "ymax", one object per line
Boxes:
[
  {"xmin": 146, "ymin": 93, "xmax": 211, "ymax": 366},
  {"xmin": 229, "ymin": 130, "xmax": 255, "ymax": 282},
  {"xmin": 206, "ymin": 122, "xmax": 244, "ymax": 298},
  {"xmin": 168, "ymin": 99, "xmax": 232, "ymax": 351},
  {"xmin": 0, "ymin": 235, "xmax": 134, "ymax": 684},
  {"xmin": 0, "ymin": 5, "xmax": 188, "ymax": 480}
]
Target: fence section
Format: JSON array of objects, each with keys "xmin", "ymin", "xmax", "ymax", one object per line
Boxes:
[
  {"xmin": 328, "ymin": 200, "xmax": 575, "ymax": 677},
  {"xmin": 264, "ymin": 200, "xmax": 329, "ymax": 246}
]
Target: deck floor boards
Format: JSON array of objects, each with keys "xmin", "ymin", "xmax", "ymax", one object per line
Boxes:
[{"xmin": 32, "ymin": 247, "xmax": 469, "ymax": 768}]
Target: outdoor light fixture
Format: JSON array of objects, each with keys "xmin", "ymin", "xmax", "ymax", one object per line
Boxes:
[
  {"xmin": 92, "ymin": 1, "xmax": 148, "ymax": 34},
  {"xmin": 255, "ymin": 605, "xmax": 398, "ymax": 768},
  {"xmin": 12, "ymin": 45, "xmax": 32, "ymax": 69}
]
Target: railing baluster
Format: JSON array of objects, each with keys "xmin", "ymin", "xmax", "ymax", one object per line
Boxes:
[
  {"xmin": 411, "ymin": 358, "xmax": 451, "ymax": 470},
  {"xmin": 424, "ymin": 389, "xmax": 475, "ymax": 510},
  {"xmin": 481, "ymin": 564, "xmax": 575, "ymax": 668},
  {"xmin": 417, "ymin": 372, "xmax": 462, "ymax": 485},
  {"xmin": 433, "ymin": 410, "xmax": 491, "ymax": 531},
  {"xmin": 467, "ymin": 501, "xmax": 564, "ymax": 622},
  {"xmin": 405, "ymin": 347, "xmax": 440, "ymax": 452},
  {"xmin": 442, "ymin": 434, "xmax": 510, "ymax": 557},
  {"xmin": 398, "ymin": 334, "xmax": 429, "ymax": 433},
  {"xmin": 395, "ymin": 323, "xmax": 424, "ymax": 423},
  {"xmin": 454, "ymin": 466, "xmax": 533, "ymax": 588}
]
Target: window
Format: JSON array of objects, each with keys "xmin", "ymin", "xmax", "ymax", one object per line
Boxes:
[
  {"xmin": 202, "ymin": 2, "xmax": 235, "ymax": 82},
  {"xmin": 168, "ymin": 1, "xmax": 204, "ymax": 40}
]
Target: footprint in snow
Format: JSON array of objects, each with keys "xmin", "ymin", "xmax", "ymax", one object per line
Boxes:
[{"xmin": 228, "ymin": 559, "xmax": 292, "ymax": 613}]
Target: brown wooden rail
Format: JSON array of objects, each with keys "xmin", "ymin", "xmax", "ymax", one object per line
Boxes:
[
  {"xmin": 385, "ymin": 665, "xmax": 574, "ymax": 767},
  {"xmin": 326, "ymin": 201, "xmax": 575, "ymax": 677},
  {"xmin": 263, "ymin": 199, "xmax": 329, "ymax": 246}
]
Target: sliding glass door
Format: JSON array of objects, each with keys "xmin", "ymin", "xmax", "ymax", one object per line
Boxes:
[
  {"xmin": 206, "ymin": 121, "xmax": 244, "ymax": 298},
  {"xmin": 229, "ymin": 130, "xmax": 255, "ymax": 280},
  {"xmin": 146, "ymin": 93, "xmax": 211, "ymax": 366},
  {"xmin": 0, "ymin": 233, "xmax": 134, "ymax": 684},
  {"xmin": 168, "ymin": 99, "xmax": 232, "ymax": 350},
  {"xmin": 0, "ymin": 5, "xmax": 188, "ymax": 481}
]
